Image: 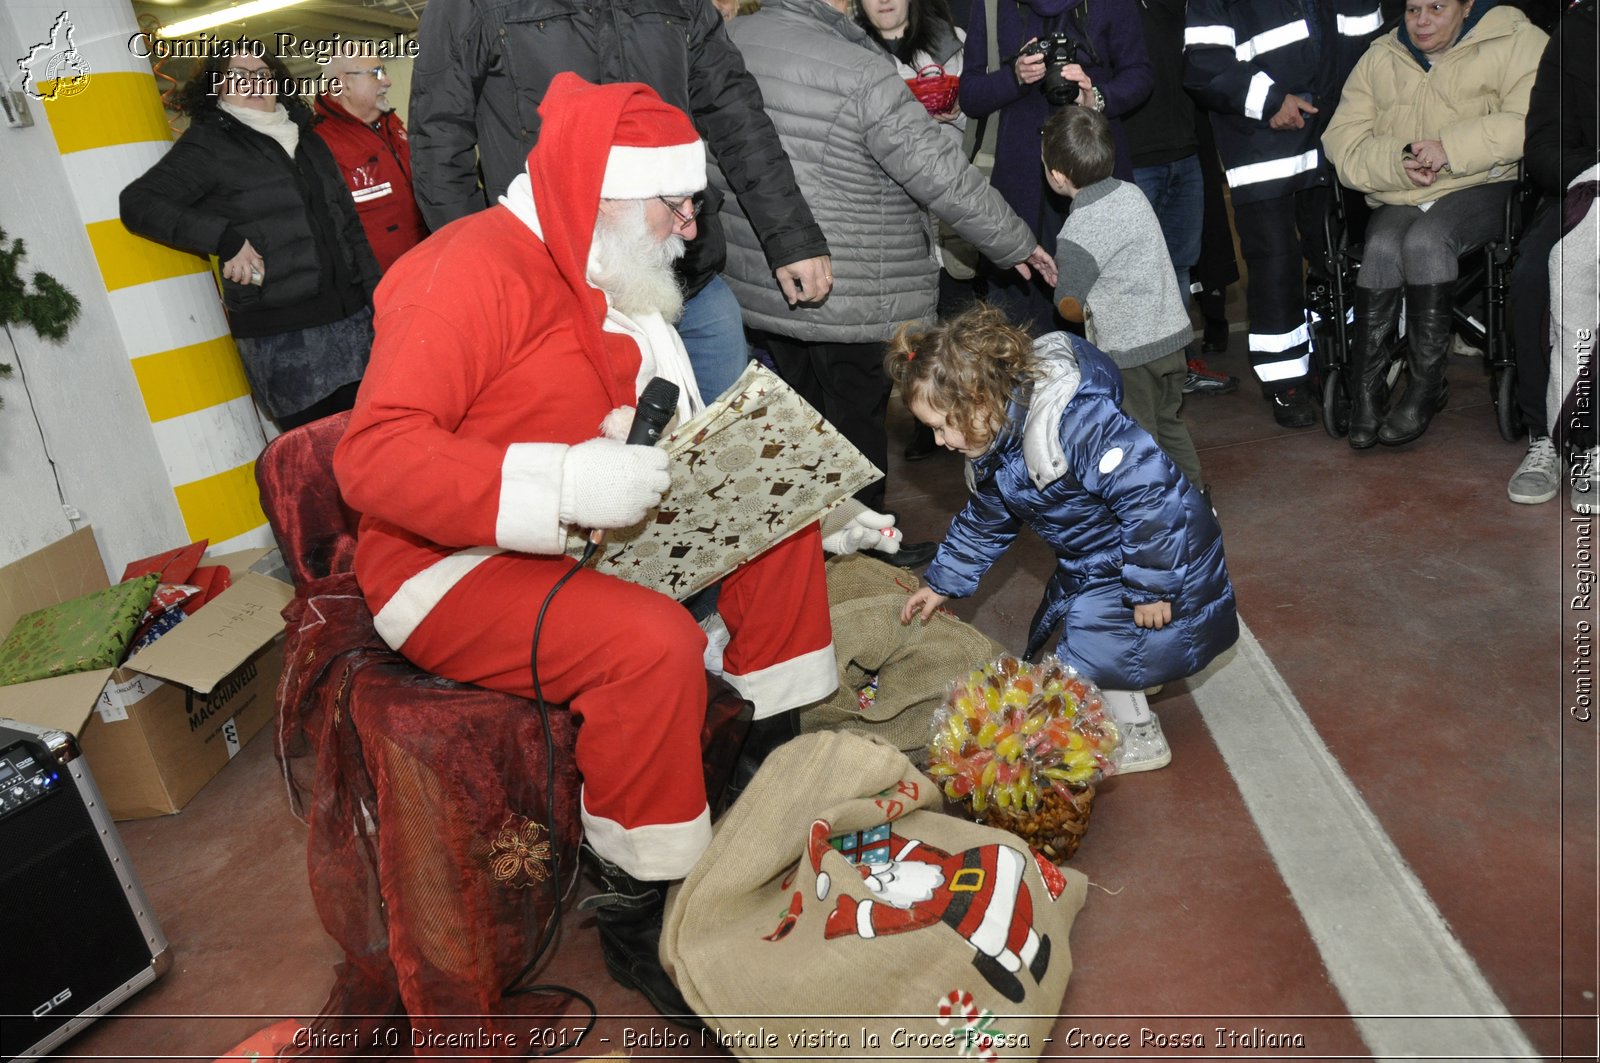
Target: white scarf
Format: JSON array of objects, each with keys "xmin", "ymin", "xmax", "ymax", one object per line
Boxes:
[
  {"xmin": 500, "ymin": 173, "xmax": 704, "ymax": 425},
  {"xmin": 219, "ymin": 100, "xmax": 300, "ymax": 157}
]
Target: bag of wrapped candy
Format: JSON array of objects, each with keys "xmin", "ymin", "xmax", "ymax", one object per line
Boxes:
[{"xmin": 927, "ymin": 654, "xmax": 1122, "ymax": 861}]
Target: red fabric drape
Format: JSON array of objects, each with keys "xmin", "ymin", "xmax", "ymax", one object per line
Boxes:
[{"xmin": 259, "ymin": 413, "xmax": 749, "ymax": 1058}]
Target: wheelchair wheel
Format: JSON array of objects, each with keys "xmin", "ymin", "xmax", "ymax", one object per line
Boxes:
[
  {"xmin": 1494, "ymin": 364, "xmax": 1523, "ymax": 442},
  {"xmin": 1323, "ymin": 365, "xmax": 1350, "ymax": 439}
]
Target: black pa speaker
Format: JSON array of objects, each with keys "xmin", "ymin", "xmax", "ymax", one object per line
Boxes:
[{"xmin": 0, "ymin": 719, "xmax": 169, "ymax": 1061}]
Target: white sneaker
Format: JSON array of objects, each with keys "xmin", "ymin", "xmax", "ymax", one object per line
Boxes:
[
  {"xmin": 1573, "ymin": 446, "xmax": 1599, "ymax": 515},
  {"xmin": 1115, "ymin": 715, "xmax": 1172, "ymax": 774},
  {"xmin": 1508, "ymin": 436, "xmax": 1560, "ymax": 505}
]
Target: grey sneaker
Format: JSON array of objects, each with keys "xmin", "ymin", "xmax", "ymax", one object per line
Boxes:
[
  {"xmin": 1508, "ymin": 435, "xmax": 1559, "ymax": 505},
  {"xmin": 1115, "ymin": 715, "xmax": 1172, "ymax": 774},
  {"xmin": 1573, "ymin": 446, "xmax": 1599, "ymax": 515}
]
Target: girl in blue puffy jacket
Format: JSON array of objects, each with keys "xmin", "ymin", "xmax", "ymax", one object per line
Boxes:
[{"xmin": 890, "ymin": 304, "xmax": 1238, "ymax": 772}]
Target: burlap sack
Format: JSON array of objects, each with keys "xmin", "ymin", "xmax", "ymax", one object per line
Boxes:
[
  {"xmin": 801, "ymin": 554, "xmax": 1007, "ymax": 756},
  {"xmin": 662, "ymin": 730, "xmax": 1088, "ymax": 1062}
]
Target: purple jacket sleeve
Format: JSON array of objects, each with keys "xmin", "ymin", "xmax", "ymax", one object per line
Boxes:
[
  {"xmin": 959, "ymin": 1, "xmax": 1027, "ymax": 120},
  {"xmin": 1095, "ymin": 0, "xmax": 1154, "ymax": 118}
]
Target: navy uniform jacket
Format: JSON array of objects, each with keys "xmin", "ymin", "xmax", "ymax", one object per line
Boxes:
[{"xmin": 1185, "ymin": 0, "xmax": 1383, "ymax": 203}]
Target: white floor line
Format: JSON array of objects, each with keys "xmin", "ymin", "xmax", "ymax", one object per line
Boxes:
[{"xmin": 1187, "ymin": 619, "xmax": 1543, "ymax": 1062}]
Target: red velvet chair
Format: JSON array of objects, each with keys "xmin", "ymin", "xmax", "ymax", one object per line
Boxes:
[{"xmin": 257, "ymin": 411, "xmax": 746, "ymax": 1054}]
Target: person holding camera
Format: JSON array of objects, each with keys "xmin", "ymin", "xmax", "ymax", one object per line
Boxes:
[
  {"xmin": 1184, "ymin": 0, "xmax": 1383, "ymax": 428},
  {"xmin": 960, "ymin": 0, "xmax": 1153, "ymax": 333}
]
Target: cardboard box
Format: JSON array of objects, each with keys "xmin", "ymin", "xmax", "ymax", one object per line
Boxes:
[{"xmin": 0, "ymin": 527, "xmax": 293, "ymax": 819}]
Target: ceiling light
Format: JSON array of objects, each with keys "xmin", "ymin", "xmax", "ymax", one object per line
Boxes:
[{"xmin": 157, "ymin": 0, "xmax": 312, "ymax": 38}]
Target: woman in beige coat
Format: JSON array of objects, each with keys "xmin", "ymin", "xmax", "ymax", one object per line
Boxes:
[{"xmin": 1323, "ymin": 0, "xmax": 1546, "ymax": 447}]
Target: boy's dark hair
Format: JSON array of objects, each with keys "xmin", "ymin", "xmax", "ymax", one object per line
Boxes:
[{"xmin": 1041, "ymin": 106, "xmax": 1115, "ymax": 189}]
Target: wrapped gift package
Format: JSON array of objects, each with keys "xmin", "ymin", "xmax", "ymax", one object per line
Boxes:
[{"xmin": 0, "ymin": 527, "xmax": 293, "ymax": 819}]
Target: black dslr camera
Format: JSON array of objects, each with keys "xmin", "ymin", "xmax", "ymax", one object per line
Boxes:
[{"xmin": 1023, "ymin": 32, "xmax": 1080, "ymax": 107}]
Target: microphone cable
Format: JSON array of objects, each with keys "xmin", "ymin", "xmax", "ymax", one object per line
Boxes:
[{"xmin": 500, "ymin": 539, "xmax": 602, "ymax": 1054}]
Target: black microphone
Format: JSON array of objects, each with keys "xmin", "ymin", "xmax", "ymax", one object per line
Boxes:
[
  {"xmin": 584, "ymin": 377, "xmax": 680, "ymax": 560},
  {"xmin": 627, "ymin": 377, "xmax": 680, "ymax": 446}
]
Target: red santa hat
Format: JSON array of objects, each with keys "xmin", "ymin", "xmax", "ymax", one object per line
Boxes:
[{"xmin": 527, "ymin": 73, "xmax": 707, "ymax": 407}]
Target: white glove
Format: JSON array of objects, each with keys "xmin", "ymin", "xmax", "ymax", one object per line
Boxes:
[
  {"xmin": 559, "ymin": 437, "xmax": 671, "ymax": 530},
  {"xmin": 820, "ymin": 498, "xmax": 902, "ymax": 556},
  {"xmin": 600, "ymin": 406, "xmax": 635, "ymax": 442}
]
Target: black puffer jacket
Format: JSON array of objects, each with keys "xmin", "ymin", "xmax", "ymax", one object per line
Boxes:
[
  {"xmin": 120, "ymin": 100, "xmax": 379, "ymax": 338},
  {"xmin": 409, "ymin": 0, "xmax": 829, "ymax": 294},
  {"xmin": 1524, "ymin": 0, "xmax": 1598, "ymax": 197}
]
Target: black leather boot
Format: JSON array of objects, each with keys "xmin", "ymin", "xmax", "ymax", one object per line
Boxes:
[
  {"xmin": 1347, "ymin": 286, "xmax": 1402, "ymax": 449},
  {"xmin": 579, "ymin": 847, "xmax": 704, "ymax": 1028},
  {"xmin": 1379, "ymin": 283, "xmax": 1454, "ymax": 446},
  {"xmin": 718, "ymin": 708, "xmax": 800, "ymax": 814}
]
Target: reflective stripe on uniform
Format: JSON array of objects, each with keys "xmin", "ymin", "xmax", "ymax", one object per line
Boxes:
[
  {"xmin": 1185, "ymin": 24, "xmax": 1237, "ymax": 48},
  {"xmin": 1244, "ymin": 70, "xmax": 1276, "ymax": 121},
  {"xmin": 350, "ymin": 181, "xmax": 394, "ymax": 202},
  {"xmin": 1256, "ymin": 353, "xmax": 1311, "ymax": 382},
  {"xmin": 1236, "ymin": 19, "xmax": 1310, "ymax": 62},
  {"xmin": 1226, "ymin": 147, "xmax": 1320, "ymax": 187},
  {"xmin": 1337, "ymin": 9, "xmax": 1384, "ymax": 35},
  {"xmin": 1250, "ymin": 321, "xmax": 1312, "ymax": 354}
]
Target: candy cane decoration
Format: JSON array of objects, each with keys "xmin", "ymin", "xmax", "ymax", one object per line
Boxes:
[{"xmin": 933, "ymin": 990, "xmax": 1000, "ymax": 1062}]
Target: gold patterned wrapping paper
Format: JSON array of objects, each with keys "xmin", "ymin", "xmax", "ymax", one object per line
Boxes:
[{"xmin": 566, "ymin": 362, "xmax": 882, "ymax": 600}]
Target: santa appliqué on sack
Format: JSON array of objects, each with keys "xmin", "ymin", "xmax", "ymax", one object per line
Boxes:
[{"xmin": 805, "ymin": 818, "xmax": 1062, "ymax": 1003}]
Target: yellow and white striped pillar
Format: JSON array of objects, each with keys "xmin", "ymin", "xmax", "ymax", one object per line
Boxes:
[{"xmin": 31, "ymin": 0, "xmax": 272, "ymax": 554}]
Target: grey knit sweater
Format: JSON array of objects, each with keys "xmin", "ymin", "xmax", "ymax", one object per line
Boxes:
[{"xmin": 1053, "ymin": 178, "xmax": 1191, "ymax": 369}]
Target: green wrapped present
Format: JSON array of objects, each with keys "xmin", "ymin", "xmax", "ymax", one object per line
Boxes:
[{"xmin": 0, "ymin": 573, "xmax": 161, "ymax": 686}]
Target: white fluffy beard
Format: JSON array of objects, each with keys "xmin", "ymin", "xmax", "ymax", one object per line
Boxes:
[{"xmin": 589, "ymin": 200, "xmax": 687, "ymax": 321}]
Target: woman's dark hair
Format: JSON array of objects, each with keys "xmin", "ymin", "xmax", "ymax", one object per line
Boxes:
[
  {"xmin": 176, "ymin": 40, "xmax": 296, "ymax": 116},
  {"xmin": 857, "ymin": 0, "xmax": 958, "ymax": 63}
]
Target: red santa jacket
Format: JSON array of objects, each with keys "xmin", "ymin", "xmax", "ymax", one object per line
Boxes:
[
  {"xmin": 333, "ymin": 205, "xmax": 645, "ymax": 650},
  {"xmin": 313, "ymin": 95, "xmax": 429, "ymax": 272}
]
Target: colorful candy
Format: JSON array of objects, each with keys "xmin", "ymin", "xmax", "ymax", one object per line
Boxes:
[{"xmin": 927, "ymin": 654, "xmax": 1122, "ymax": 853}]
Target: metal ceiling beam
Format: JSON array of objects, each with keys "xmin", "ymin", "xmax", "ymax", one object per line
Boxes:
[
  {"xmin": 303, "ymin": 2, "xmax": 421, "ymax": 32},
  {"xmin": 268, "ymin": 9, "xmax": 418, "ymax": 43}
]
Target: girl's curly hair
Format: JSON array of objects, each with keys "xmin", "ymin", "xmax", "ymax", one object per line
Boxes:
[{"xmin": 885, "ymin": 302, "xmax": 1041, "ymax": 452}]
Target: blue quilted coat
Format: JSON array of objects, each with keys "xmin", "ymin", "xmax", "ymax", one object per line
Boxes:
[{"xmin": 923, "ymin": 333, "xmax": 1238, "ymax": 690}]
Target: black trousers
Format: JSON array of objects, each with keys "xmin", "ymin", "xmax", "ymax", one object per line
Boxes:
[
  {"xmin": 275, "ymin": 380, "xmax": 361, "ymax": 432},
  {"xmin": 760, "ymin": 333, "xmax": 891, "ymax": 511},
  {"xmin": 1232, "ymin": 184, "xmax": 1331, "ymax": 392},
  {"xmin": 1509, "ymin": 200, "xmax": 1560, "ymax": 434}
]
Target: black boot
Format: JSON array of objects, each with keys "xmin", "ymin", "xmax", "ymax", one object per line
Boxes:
[
  {"xmin": 579, "ymin": 847, "xmax": 704, "ymax": 1028},
  {"xmin": 1347, "ymin": 286, "xmax": 1402, "ymax": 449},
  {"xmin": 1379, "ymin": 284, "xmax": 1454, "ymax": 446},
  {"xmin": 719, "ymin": 708, "xmax": 801, "ymax": 814}
]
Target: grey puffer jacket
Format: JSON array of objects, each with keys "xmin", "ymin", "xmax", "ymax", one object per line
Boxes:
[{"xmin": 719, "ymin": 0, "xmax": 1035, "ymax": 342}]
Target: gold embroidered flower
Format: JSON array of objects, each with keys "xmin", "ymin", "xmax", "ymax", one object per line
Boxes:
[{"xmin": 488, "ymin": 814, "xmax": 552, "ymax": 888}]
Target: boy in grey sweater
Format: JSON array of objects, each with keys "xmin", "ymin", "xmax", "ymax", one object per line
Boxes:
[{"xmin": 1045, "ymin": 107, "xmax": 1204, "ymax": 489}]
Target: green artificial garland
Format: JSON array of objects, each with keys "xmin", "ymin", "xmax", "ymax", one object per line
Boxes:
[{"xmin": 0, "ymin": 225, "xmax": 81, "ymax": 409}]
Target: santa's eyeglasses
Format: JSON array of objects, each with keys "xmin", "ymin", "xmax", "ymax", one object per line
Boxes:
[{"xmin": 657, "ymin": 194, "xmax": 705, "ymax": 225}]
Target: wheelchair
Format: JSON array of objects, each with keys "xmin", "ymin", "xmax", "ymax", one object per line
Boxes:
[{"xmin": 1308, "ymin": 174, "xmax": 1537, "ymax": 443}]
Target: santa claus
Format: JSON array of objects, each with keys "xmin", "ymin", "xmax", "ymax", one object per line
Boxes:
[
  {"xmin": 809, "ymin": 821, "xmax": 1054, "ymax": 1004},
  {"xmin": 333, "ymin": 73, "xmax": 840, "ymax": 1023}
]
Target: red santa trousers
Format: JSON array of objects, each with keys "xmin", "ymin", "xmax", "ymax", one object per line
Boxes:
[{"xmin": 397, "ymin": 523, "xmax": 833, "ymax": 880}]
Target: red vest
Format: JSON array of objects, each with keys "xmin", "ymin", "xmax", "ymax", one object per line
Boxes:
[{"xmin": 313, "ymin": 96, "xmax": 429, "ymax": 272}]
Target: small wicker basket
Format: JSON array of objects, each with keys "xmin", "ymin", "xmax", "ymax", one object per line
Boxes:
[
  {"xmin": 905, "ymin": 64, "xmax": 960, "ymax": 116},
  {"xmin": 975, "ymin": 783, "xmax": 1096, "ymax": 862}
]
